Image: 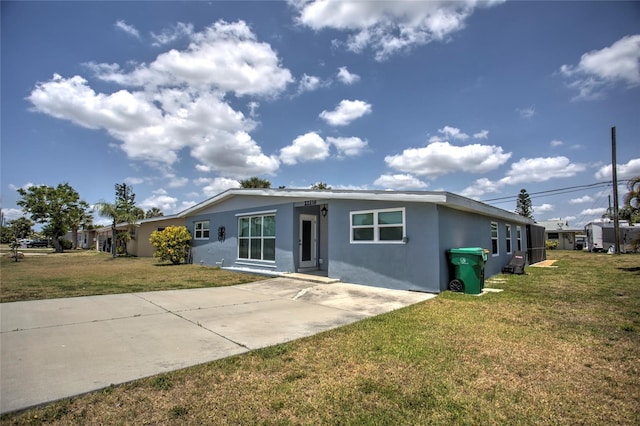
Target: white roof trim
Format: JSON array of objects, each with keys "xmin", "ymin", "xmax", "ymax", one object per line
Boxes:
[{"xmin": 176, "ymin": 188, "xmax": 535, "ymax": 225}]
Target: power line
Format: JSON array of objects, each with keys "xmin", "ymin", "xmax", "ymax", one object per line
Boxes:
[{"xmin": 481, "ymin": 180, "xmax": 627, "ymax": 204}]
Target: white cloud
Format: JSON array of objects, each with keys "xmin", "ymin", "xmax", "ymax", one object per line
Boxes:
[
  {"xmin": 27, "ymin": 21, "xmax": 291, "ymax": 179},
  {"xmin": 429, "ymin": 125, "xmax": 469, "ymax": 143},
  {"xmin": 88, "ymin": 20, "xmax": 293, "ymax": 96},
  {"xmin": 385, "ymin": 141, "xmax": 511, "ymax": 177},
  {"xmin": 570, "ymin": 195, "xmax": 594, "ymax": 204},
  {"xmin": 139, "ymin": 190, "xmax": 178, "ymax": 213},
  {"xmin": 473, "ymin": 130, "xmax": 489, "ymax": 139},
  {"xmin": 550, "ymin": 139, "xmax": 564, "ymax": 147},
  {"xmin": 151, "ymin": 22, "xmax": 194, "ymax": 47},
  {"xmin": 1, "ymin": 208, "xmax": 24, "ymax": 222},
  {"xmin": 594, "ymin": 158, "xmax": 640, "ymax": 180},
  {"xmin": 560, "ymin": 34, "xmax": 640, "ymax": 100},
  {"xmin": 534, "ymin": 203, "xmax": 554, "ymax": 213},
  {"xmin": 280, "ymin": 132, "xmax": 330, "ymax": 165},
  {"xmin": 516, "ymin": 106, "xmax": 535, "ymax": 118},
  {"xmin": 336, "ymin": 66, "xmax": 360, "ymax": 84},
  {"xmin": 124, "ymin": 177, "xmax": 146, "ymax": 185},
  {"xmin": 459, "ymin": 177, "xmax": 503, "ymax": 199},
  {"xmin": 501, "ymin": 156, "xmax": 586, "ymax": 185},
  {"xmin": 195, "ymin": 164, "xmax": 212, "ymax": 173},
  {"xmin": 327, "ymin": 136, "xmax": 367, "ymax": 158},
  {"xmin": 580, "ymin": 207, "xmax": 607, "ymax": 216},
  {"xmin": 374, "ymin": 174, "xmax": 428, "ymax": 190},
  {"xmin": 115, "ymin": 20, "xmax": 140, "ymax": 39},
  {"xmin": 319, "ymin": 99, "xmax": 372, "ymax": 126},
  {"xmin": 8, "ymin": 182, "xmax": 38, "ymax": 191},
  {"xmin": 195, "ymin": 177, "xmax": 241, "ymax": 198},
  {"xmin": 297, "ymin": 74, "xmax": 326, "ymax": 93},
  {"xmin": 294, "ymin": 0, "xmax": 505, "ymax": 61},
  {"xmin": 461, "ymin": 156, "xmax": 586, "ymax": 197}
]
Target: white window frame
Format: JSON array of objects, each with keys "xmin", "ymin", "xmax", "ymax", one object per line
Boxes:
[
  {"xmin": 350, "ymin": 207, "xmax": 406, "ymax": 244},
  {"xmin": 491, "ymin": 222, "xmax": 499, "ymax": 256},
  {"xmin": 505, "ymin": 224, "xmax": 512, "ymax": 254},
  {"xmin": 237, "ymin": 213, "xmax": 276, "ymax": 262},
  {"xmin": 516, "ymin": 226, "xmax": 522, "ymax": 251},
  {"xmin": 194, "ymin": 221, "xmax": 210, "ymax": 240}
]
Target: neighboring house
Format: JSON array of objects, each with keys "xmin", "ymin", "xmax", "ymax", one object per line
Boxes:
[
  {"xmin": 585, "ymin": 221, "xmax": 640, "ymax": 253},
  {"xmin": 176, "ymin": 188, "xmax": 541, "ymax": 293},
  {"xmin": 92, "ymin": 216, "xmax": 185, "ymax": 256},
  {"xmin": 539, "ymin": 220, "xmax": 586, "ymax": 250},
  {"xmin": 130, "ymin": 215, "xmax": 185, "ymax": 257}
]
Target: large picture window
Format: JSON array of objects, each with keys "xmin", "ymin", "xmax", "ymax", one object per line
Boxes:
[
  {"xmin": 350, "ymin": 208, "xmax": 405, "ymax": 243},
  {"xmin": 238, "ymin": 214, "xmax": 275, "ymax": 261},
  {"xmin": 491, "ymin": 222, "xmax": 499, "ymax": 255},
  {"xmin": 194, "ymin": 221, "xmax": 210, "ymax": 240}
]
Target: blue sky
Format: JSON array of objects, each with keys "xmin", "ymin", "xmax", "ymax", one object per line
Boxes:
[{"xmin": 2, "ymin": 1, "xmax": 639, "ymax": 228}]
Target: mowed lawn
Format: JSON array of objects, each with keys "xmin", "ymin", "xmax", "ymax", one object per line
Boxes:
[
  {"xmin": 1, "ymin": 251, "xmax": 639, "ymax": 424},
  {"xmin": 0, "ymin": 250, "xmax": 263, "ymax": 302}
]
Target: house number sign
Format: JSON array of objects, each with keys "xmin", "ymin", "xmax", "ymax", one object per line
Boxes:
[{"xmin": 304, "ymin": 200, "xmax": 317, "ymax": 206}]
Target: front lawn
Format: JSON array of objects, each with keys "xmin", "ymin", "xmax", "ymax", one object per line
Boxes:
[
  {"xmin": 0, "ymin": 250, "xmax": 262, "ymax": 302},
  {"xmin": 1, "ymin": 251, "xmax": 639, "ymax": 424}
]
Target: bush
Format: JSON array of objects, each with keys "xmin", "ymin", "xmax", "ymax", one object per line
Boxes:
[
  {"xmin": 149, "ymin": 226, "xmax": 192, "ymax": 265},
  {"xmin": 545, "ymin": 240, "xmax": 559, "ymax": 250},
  {"xmin": 60, "ymin": 239, "xmax": 73, "ymax": 250}
]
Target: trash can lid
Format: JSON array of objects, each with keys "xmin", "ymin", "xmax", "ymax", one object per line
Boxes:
[{"xmin": 449, "ymin": 247, "xmax": 486, "ymax": 255}]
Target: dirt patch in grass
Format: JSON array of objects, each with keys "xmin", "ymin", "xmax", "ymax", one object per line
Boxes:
[
  {"xmin": 0, "ymin": 251, "xmax": 263, "ymax": 302},
  {"xmin": 2, "ymin": 251, "xmax": 639, "ymax": 424}
]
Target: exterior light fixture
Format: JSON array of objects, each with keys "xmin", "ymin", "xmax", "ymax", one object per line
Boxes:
[{"xmin": 321, "ymin": 205, "xmax": 328, "ymax": 217}]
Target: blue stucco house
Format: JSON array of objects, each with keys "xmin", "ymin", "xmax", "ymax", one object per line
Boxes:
[{"xmin": 178, "ymin": 189, "xmax": 539, "ymax": 293}]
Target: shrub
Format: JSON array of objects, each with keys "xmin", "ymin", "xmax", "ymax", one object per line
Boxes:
[
  {"xmin": 60, "ymin": 239, "xmax": 73, "ymax": 250},
  {"xmin": 545, "ymin": 240, "xmax": 559, "ymax": 250},
  {"xmin": 149, "ymin": 226, "xmax": 192, "ymax": 265}
]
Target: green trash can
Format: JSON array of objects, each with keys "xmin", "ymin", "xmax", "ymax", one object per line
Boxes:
[{"xmin": 448, "ymin": 248, "xmax": 488, "ymax": 294}]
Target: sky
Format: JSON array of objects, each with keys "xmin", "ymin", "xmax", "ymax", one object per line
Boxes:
[{"xmin": 2, "ymin": 0, "xmax": 639, "ymax": 229}]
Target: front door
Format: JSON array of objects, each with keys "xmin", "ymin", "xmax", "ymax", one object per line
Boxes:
[{"xmin": 299, "ymin": 214, "xmax": 317, "ymax": 270}]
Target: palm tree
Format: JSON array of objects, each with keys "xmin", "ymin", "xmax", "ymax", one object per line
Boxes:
[
  {"xmin": 145, "ymin": 207, "xmax": 164, "ymax": 218},
  {"xmin": 623, "ymin": 176, "xmax": 640, "ymax": 224},
  {"xmin": 94, "ymin": 201, "xmax": 119, "ymax": 258}
]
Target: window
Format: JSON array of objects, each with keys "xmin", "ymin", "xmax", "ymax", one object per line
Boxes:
[
  {"xmin": 350, "ymin": 208, "xmax": 405, "ymax": 243},
  {"xmin": 505, "ymin": 224, "xmax": 512, "ymax": 254},
  {"xmin": 194, "ymin": 221, "xmax": 210, "ymax": 240},
  {"xmin": 238, "ymin": 214, "xmax": 275, "ymax": 261},
  {"xmin": 491, "ymin": 222, "xmax": 499, "ymax": 255},
  {"xmin": 548, "ymin": 232, "xmax": 559, "ymax": 239},
  {"xmin": 516, "ymin": 226, "xmax": 522, "ymax": 251}
]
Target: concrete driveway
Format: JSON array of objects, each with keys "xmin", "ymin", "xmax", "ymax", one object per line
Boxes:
[{"xmin": 0, "ymin": 277, "xmax": 434, "ymax": 414}]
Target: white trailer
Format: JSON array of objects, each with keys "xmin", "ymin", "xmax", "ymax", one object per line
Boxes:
[{"xmin": 585, "ymin": 221, "xmax": 640, "ymax": 253}]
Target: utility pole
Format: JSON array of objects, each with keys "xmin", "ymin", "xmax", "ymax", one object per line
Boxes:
[{"xmin": 611, "ymin": 126, "xmax": 621, "ymax": 255}]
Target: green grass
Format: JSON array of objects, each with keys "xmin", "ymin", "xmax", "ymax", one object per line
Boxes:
[
  {"xmin": 2, "ymin": 251, "xmax": 639, "ymax": 424},
  {"xmin": 0, "ymin": 250, "xmax": 263, "ymax": 302}
]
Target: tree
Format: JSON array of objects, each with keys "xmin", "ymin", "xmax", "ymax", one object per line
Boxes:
[
  {"xmin": 622, "ymin": 176, "xmax": 640, "ymax": 224},
  {"xmin": 94, "ymin": 201, "xmax": 119, "ymax": 258},
  {"xmin": 515, "ymin": 189, "xmax": 534, "ymax": 219},
  {"xmin": 145, "ymin": 208, "xmax": 164, "ymax": 219},
  {"xmin": 68, "ymin": 206, "xmax": 93, "ymax": 249},
  {"xmin": 114, "ymin": 183, "xmax": 144, "ymax": 255},
  {"xmin": 239, "ymin": 177, "xmax": 271, "ymax": 188},
  {"xmin": 311, "ymin": 182, "xmax": 331, "ymax": 190},
  {"xmin": 95, "ymin": 183, "xmax": 144, "ymax": 256},
  {"xmin": 17, "ymin": 183, "xmax": 89, "ymax": 253},
  {"xmin": 8, "ymin": 217, "xmax": 33, "ymax": 240},
  {"xmin": 149, "ymin": 226, "xmax": 192, "ymax": 265}
]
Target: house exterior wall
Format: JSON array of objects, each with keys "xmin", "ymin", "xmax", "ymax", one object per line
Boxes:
[
  {"xmin": 184, "ymin": 191, "xmax": 535, "ymax": 294},
  {"xmin": 437, "ymin": 205, "xmax": 529, "ymax": 290},
  {"xmin": 187, "ymin": 202, "xmax": 297, "ymax": 272},
  {"xmin": 326, "ymin": 200, "xmax": 440, "ymax": 293},
  {"xmin": 134, "ymin": 218, "xmax": 186, "ymax": 257}
]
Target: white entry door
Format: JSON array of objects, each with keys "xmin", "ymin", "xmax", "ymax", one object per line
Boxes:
[{"xmin": 299, "ymin": 214, "xmax": 317, "ymax": 270}]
